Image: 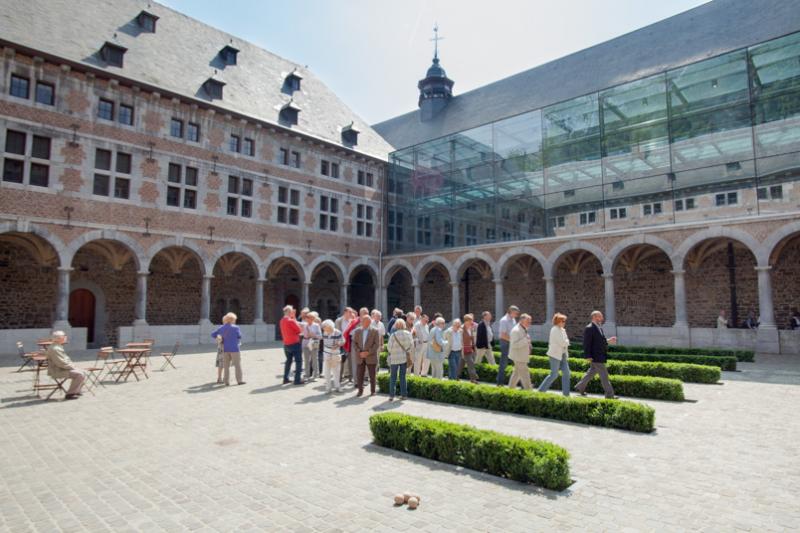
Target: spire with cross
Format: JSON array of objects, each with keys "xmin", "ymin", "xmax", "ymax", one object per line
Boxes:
[{"xmin": 430, "ymin": 23, "xmax": 444, "ymax": 61}]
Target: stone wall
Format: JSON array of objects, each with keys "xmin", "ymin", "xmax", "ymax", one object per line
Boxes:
[
  {"xmin": 211, "ymin": 259, "xmax": 257, "ymax": 324},
  {"xmin": 554, "ymin": 255, "xmax": 604, "ymax": 338},
  {"xmin": 459, "ymin": 266, "xmax": 494, "ymax": 318},
  {"xmin": 386, "ymin": 270, "xmax": 413, "ymax": 314},
  {"xmin": 615, "ymin": 252, "xmax": 675, "ymax": 327},
  {"xmin": 264, "ymin": 266, "xmax": 302, "ymax": 324},
  {"xmin": 772, "ymin": 236, "xmax": 800, "ymax": 329},
  {"xmin": 309, "ymin": 265, "xmax": 341, "ymax": 320},
  {"xmin": 147, "ymin": 252, "xmax": 202, "ymax": 325},
  {"xmin": 503, "ymin": 260, "xmax": 546, "ymax": 323},
  {"xmin": 0, "ymin": 241, "xmax": 57, "ymax": 329},
  {"xmin": 420, "ymin": 268, "xmax": 451, "ymax": 319}
]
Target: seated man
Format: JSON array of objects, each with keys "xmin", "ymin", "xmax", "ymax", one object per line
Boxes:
[{"xmin": 45, "ymin": 331, "xmax": 86, "ymax": 400}]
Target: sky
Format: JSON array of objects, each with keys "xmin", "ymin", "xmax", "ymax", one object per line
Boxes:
[{"xmin": 161, "ymin": 0, "xmax": 709, "ymax": 125}]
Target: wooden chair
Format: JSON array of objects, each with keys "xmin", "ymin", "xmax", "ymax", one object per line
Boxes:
[
  {"xmin": 96, "ymin": 346, "xmax": 125, "ymax": 382},
  {"xmin": 159, "ymin": 342, "xmax": 180, "ymax": 371},
  {"xmin": 31, "ymin": 358, "xmax": 67, "ymax": 399},
  {"xmin": 15, "ymin": 341, "xmax": 39, "ymax": 372}
]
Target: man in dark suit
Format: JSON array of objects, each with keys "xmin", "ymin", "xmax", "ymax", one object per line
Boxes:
[
  {"xmin": 575, "ymin": 310, "xmax": 617, "ymax": 399},
  {"xmin": 352, "ymin": 314, "xmax": 381, "ymax": 397},
  {"xmin": 474, "ymin": 311, "xmax": 495, "ymax": 365}
]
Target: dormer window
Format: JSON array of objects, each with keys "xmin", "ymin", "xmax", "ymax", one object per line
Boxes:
[
  {"xmin": 137, "ymin": 10, "xmax": 158, "ymax": 32},
  {"xmin": 284, "ymin": 70, "xmax": 302, "ymax": 92},
  {"xmin": 220, "ymin": 45, "xmax": 239, "ymax": 66},
  {"xmin": 279, "ymin": 101, "xmax": 301, "ymax": 126},
  {"xmin": 203, "ymin": 78, "xmax": 225, "ymax": 100},
  {"xmin": 100, "ymin": 42, "xmax": 127, "ymax": 68},
  {"xmin": 341, "ymin": 122, "xmax": 360, "ymax": 146}
]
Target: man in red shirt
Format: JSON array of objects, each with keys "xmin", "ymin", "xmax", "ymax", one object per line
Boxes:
[{"xmin": 280, "ymin": 305, "xmax": 303, "ymax": 385}]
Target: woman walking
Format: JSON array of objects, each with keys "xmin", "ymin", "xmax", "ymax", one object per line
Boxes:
[
  {"xmin": 427, "ymin": 317, "xmax": 447, "ymax": 379},
  {"xmin": 537, "ymin": 313, "xmax": 571, "ymax": 396},
  {"xmin": 456, "ymin": 314, "xmax": 479, "ymax": 383},
  {"xmin": 386, "ymin": 320, "xmax": 413, "ymax": 400},
  {"xmin": 211, "ymin": 312, "xmax": 244, "ymax": 386},
  {"xmin": 302, "ymin": 312, "xmax": 322, "ymax": 381},
  {"xmin": 444, "ymin": 318, "xmax": 463, "ymax": 380},
  {"xmin": 320, "ymin": 319, "xmax": 344, "ymax": 393}
]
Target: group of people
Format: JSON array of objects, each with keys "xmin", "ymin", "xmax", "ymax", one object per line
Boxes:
[{"xmin": 276, "ymin": 301, "xmax": 620, "ymax": 401}]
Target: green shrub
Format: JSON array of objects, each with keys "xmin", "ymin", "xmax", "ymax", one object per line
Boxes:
[
  {"xmin": 526, "ymin": 348, "xmax": 737, "ymax": 371},
  {"xmin": 607, "ymin": 344, "xmax": 754, "ymax": 362},
  {"xmin": 376, "ymin": 375, "xmax": 655, "ymax": 433},
  {"xmin": 369, "ymin": 412, "xmax": 571, "ymax": 490},
  {"xmin": 527, "ymin": 356, "xmax": 720, "ymax": 383},
  {"xmin": 473, "ymin": 364, "xmax": 684, "ymax": 401}
]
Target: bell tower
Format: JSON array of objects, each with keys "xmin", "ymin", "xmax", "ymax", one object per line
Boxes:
[{"xmin": 418, "ymin": 24, "xmax": 454, "ymax": 122}]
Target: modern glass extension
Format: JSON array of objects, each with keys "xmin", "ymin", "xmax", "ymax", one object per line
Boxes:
[{"xmin": 386, "ymin": 31, "xmax": 800, "ymax": 254}]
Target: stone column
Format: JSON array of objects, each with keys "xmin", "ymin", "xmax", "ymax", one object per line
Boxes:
[
  {"xmin": 339, "ymin": 283, "xmax": 349, "ymax": 312},
  {"xmin": 375, "ymin": 285, "xmax": 384, "ymax": 313},
  {"xmin": 755, "ymin": 266, "xmax": 780, "ymax": 353},
  {"xmin": 133, "ymin": 271, "xmax": 149, "ymax": 326},
  {"xmin": 254, "ymin": 278, "xmax": 265, "ymax": 325},
  {"xmin": 413, "ymin": 284, "xmax": 421, "ymax": 308},
  {"xmin": 302, "ymin": 282, "xmax": 311, "ymax": 309},
  {"xmin": 672, "ymin": 270, "xmax": 689, "ymax": 328},
  {"xmin": 602, "ymin": 273, "xmax": 617, "ymax": 336},
  {"xmin": 543, "ymin": 276, "xmax": 555, "ymax": 325},
  {"xmin": 199, "ymin": 275, "xmax": 212, "ymax": 325},
  {"xmin": 493, "ymin": 278, "xmax": 504, "ymax": 321},
  {"xmin": 450, "ymin": 281, "xmax": 460, "ymax": 321},
  {"xmin": 53, "ymin": 267, "xmax": 72, "ymax": 330}
]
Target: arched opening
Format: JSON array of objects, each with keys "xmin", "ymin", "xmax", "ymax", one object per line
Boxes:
[
  {"xmin": 68, "ymin": 289, "xmax": 96, "ymax": 342},
  {"xmin": 386, "ymin": 267, "xmax": 413, "ymax": 313},
  {"xmin": 310, "ymin": 263, "xmax": 342, "ymax": 320},
  {"xmin": 502, "ymin": 255, "xmax": 546, "ymax": 321},
  {"xmin": 613, "ymin": 245, "xmax": 674, "ymax": 327},
  {"xmin": 770, "ymin": 232, "xmax": 800, "ymax": 329},
  {"xmin": 0, "ymin": 232, "xmax": 59, "ymax": 329},
  {"xmin": 458, "ymin": 259, "xmax": 494, "ymax": 318},
  {"xmin": 70, "ymin": 239, "xmax": 137, "ymax": 346},
  {"xmin": 684, "ymin": 238, "xmax": 758, "ymax": 328},
  {"xmin": 553, "ymin": 250, "xmax": 604, "ymax": 338},
  {"xmin": 265, "ymin": 258, "xmax": 303, "ymax": 324},
  {"xmin": 348, "ymin": 266, "xmax": 376, "ymax": 311},
  {"xmin": 420, "ymin": 263, "xmax": 451, "ymax": 319},
  {"xmin": 147, "ymin": 246, "xmax": 203, "ymax": 325},
  {"xmin": 211, "ymin": 252, "xmax": 258, "ymax": 324}
]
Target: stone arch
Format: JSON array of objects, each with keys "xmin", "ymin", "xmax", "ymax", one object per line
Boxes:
[
  {"xmin": 306, "ymin": 254, "xmax": 347, "ymax": 284},
  {"xmin": 265, "ymin": 252, "xmax": 305, "ymax": 325},
  {"xmin": 147, "ymin": 244, "xmax": 205, "ymax": 325},
  {"xmin": 764, "ymin": 223, "xmax": 800, "ymax": 329},
  {"xmin": 382, "ymin": 258, "xmax": 416, "ymax": 286},
  {"xmin": 209, "ymin": 244, "xmax": 263, "ymax": 280},
  {"xmin": 0, "ymin": 221, "xmax": 67, "ymax": 267},
  {"xmin": 606, "ymin": 234, "xmax": 677, "ymax": 273},
  {"xmin": 497, "ymin": 246, "xmax": 549, "ymax": 279},
  {"xmin": 551, "ymin": 243, "xmax": 606, "ymax": 337},
  {"xmin": 546, "ymin": 241, "xmax": 607, "ymax": 278},
  {"xmin": 347, "ymin": 258, "xmax": 379, "ymax": 285},
  {"xmin": 386, "ymin": 262, "xmax": 414, "ymax": 313},
  {"xmin": 499, "ymin": 249, "xmax": 547, "ymax": 321},
  {"xmin": 764, "ymin": 220, "xmax": 800, "ymax": 266},
  {"xmin": 419, "ymin": 261, "xmax": 452, "ymax": 319},
  {"xmin": 414, "ymin": 255, "xmax": 455, "ymax": 283},
  {"xmin": 144, "ymin": 237, "xmax": 209, "ymax": 276},
  {"xmin": 611, "ymin": 242, "xmax": 675, "ymax": 327},
  {"xmin": 265, "ymin": 250, "xmax": 307, "ymax": 283},
  {"xmin": 64, "ymin": 229, "xmax": 146, "ymax": 271},
  {"xmin": 211, "ymin": 250, "xmax": 260, "ymax": 325},
  {"xmin": 348, "ymin": 260, "xmax": 378, "ymax": 311},
  {"xmin": 453, "ymin": 251, "xmax": 498, "ymax": 281},
  {"xmin": 674, "ymin": 226, "xmax": 763, "ymax": 271},
  {"xmin": 309, "ymin": 262, "xmax": 343, "ymax": 319},
  {"xmin": 453, "ymin": 253, "xmax": 496, "ymax": 317}
]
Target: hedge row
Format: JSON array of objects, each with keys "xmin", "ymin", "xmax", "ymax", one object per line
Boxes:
[
  {"xmin": 527, "ymin": 355, "xmax": 720, "ymax": 383},
  {"xmin": 473, "ymin": 364, "xmax": 685, "ymax": 402},
  {"xmin": 526, "ymin": 348, "xmax": 737, "ymax": 371},
  {"xmin": 369, "ymin": 412, "xmax": 571, "ymax": 490},
  {"xmin": 526, "ymin": 340, "xmax": 752, "ymax": 362},
  {"xmin": 376, "ymin": 374, "xmax": 655, "ymax": 433}
]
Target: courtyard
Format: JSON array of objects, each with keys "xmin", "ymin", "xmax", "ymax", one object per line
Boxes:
[{"xmin": 1, "ymin": 345, "xmax": 798, "ymax": 532}]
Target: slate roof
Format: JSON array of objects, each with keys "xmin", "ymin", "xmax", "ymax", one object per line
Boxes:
[
  {"xmin": 0, "ymin": 0, "xmax": 394, "ymax": 159},
  {"xmin": 373, "ymin": 0, "xmax": 800, "ymax": 151}
]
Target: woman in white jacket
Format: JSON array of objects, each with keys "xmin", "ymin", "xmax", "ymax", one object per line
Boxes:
[
  {"xmin": 387, "ymin": 319, "xmax": 414, "ymax": 400},
  {"xmin": 537, "ymin": 313, "xmax": 571, "ymax": 396}
]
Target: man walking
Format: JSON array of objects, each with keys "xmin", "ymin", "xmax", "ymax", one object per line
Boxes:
[
  {"xmin": 280, "ymin": 305, "xmax": 303, "ymax": 385},
  {"xmin": 475, "ymin": 311, "xmax": 495, "ymax": 365},
  {"xmin": 352, "ymin": 314, "xmax": 381, "ymax": 396},
  {"xmin": 575, "ymin": 310, "xmax": 617, "ymax": 399},
  {"xmin": 496, "ymin": 305, "xmax": 519, "ymax": 386}
]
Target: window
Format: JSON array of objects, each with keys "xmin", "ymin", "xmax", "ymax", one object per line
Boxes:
[
  {"xmin": 98, "ymin": 99, "xmax": 114, "ymax": 121},
  {"xmin": 204, "ymin": 78, "xmax": 224, "ymax": 99},
  {"xmin": 321, "ymin": 160, "xmax": 340, "ymax": 179},
  {"xmin": 387, "ymin": 209, "xmax": 403, "ymax": 241},
  {"xmin": 279, "ymin": 106, "xmax": 299, "ymax": 125},
  {"xmin": 227, "ymin": 197, "xmax": 238, "ymax": 215},
  {"xmin": 675, "ymin": 198, "xmax": 696, "ymax": 211},
  {"xmin": 229, "ymin": 134, "xmax": 240, "ymax": 153},
  {"xmin": 9, "ymin": 74, "xmax": 29, "ymax": 99},
  {"xmin": 291, "ymin": 150, "xmax": 300, "ymax": 168},
  {"xmin": 416, "ymin": 216, "xmax": 431, "ymax": 245},
  {"xmin": 443, "ymin": 220, "xmax": 455, "ymax": 247},
  {"xmin": 280, "ymin": 148, "xmax": 289, "ymax": 165},
  {"xmin": 319, "ymin": 195, "xmax": 338, "ymax": 231},
  {"xmin": 100, "ymin": 42, "xmax": 126, "ymax": 67},
  {"xmin": 137, "ymin": 11, "xmax": 158, "ymax": 32},
  {"xmin": 330, "ymin": 162, "xmax": 339, "ymax": 179},
  {"xmin": 93, "ymin": 148, "xmax": 130, "ymax": 198},
  {"xmin": 643, "ymin": 202, "xmax": 662, "ymax": 216},
  {"xmin": 579, "ymin": 211, "xmax": 597, "ymax": 225},
  {"xmin": 35, "ymin": 82, "xmax": 54, "ymax": 105},
  {"xmin": 357, "ymin": 170, "xmax": 374, "ymax": 187},
  {"xmin": 170, "ymin": 118, "xmax": 184, "ymax": 138},
  {"xmin": 3, "ymin": 130, "xmax": 51, "ymax": 187},
  {"xmin": 285, "ymin": 74, "xmax": 301, "ymax": 92},
  {"xmin": 612, "ymin": 181, "xmax": 625, "ymax": 191},
  {"xmin": 243, "ymin": 137, "xmax": 255, "ymax": 157},
  {"xmin": 277, "ymin": 186, "xmax": 300, "ymax": 225},
  {"xmin": 321, "ymin": 160, "xmax": 329, "ymax": 176},
  {"xmin": 550, "ymin": 216, "xmax": 566, "ymax": 229},
  {"xmin": 118, "ymin": 104, "xmax": 134, "ymax": 125},
  {"xmin": 187, "ymin": 122, "xmax": 200, "ymax": 142},
  {"xmin": 759, "ymin": 186, "xmax": 784, "ymax": 200},
  {"xmin": 486, "ymin": 228, "xmax": 496, "ymax": 242},
  {"xmin": 466, "ymin": 224, "xmax": 478, "ymax": 245},
  {"xmin": 356, "ymin": 203, "xmax": 374, "ymax": 237},
  {"xmin": 715, "ymin": 192, "xmax": 739, "ymax": 206},
  {"xmin": 220, "ymin": 45, "xmax": 239, "ymax": 66},
  {"xmin": 609, "ymin": 207, "xmax": 627, "ymax": 219},
  {"xmin": 165, "ymin": 164, "xmax": 198, "ymax": 209},
  {"xmin": 226, "ymin": 177, "xmax": 252, "ymax": 218}
]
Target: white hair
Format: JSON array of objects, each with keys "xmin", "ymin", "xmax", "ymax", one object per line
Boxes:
[
  {"xmin": 52, "ymin": 330, "xmax": 66, "ymax": 338},
  {"xmin": 321, "ymin": 319, "xmax": 335, "ymax": 331},
  {"xmin": 435, "ymin": 317, "xmax": 445, "ymax": 326}
]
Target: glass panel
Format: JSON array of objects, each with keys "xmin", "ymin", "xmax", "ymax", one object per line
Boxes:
[
  {"xmin": 29, "ymin": 163, "xmax": 48, "ymax": 187},
  {"xmin": 5, "ymin": 130, "xmax": 26, "ymax": 155},
  {"xmin": 95, "ymin": 149, "xmax": 111, "ymax": 170},
  {"xmin": 115, "ymin": 152, "xmax": 131, "ymax": 174}
]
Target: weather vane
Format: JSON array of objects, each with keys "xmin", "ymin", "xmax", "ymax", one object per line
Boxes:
[{"xmin": 430, "ymin": 23, "xmax": 444, "ymax": 60}]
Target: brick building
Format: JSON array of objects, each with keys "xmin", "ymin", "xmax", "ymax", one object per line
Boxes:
[{"xmin": 1, "ymin": 0, "xmax": 799, "ymax": 354}]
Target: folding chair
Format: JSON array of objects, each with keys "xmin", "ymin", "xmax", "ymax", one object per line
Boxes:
[
  {"xmin": 159, "ymin": 342, "xmax": 180, "ymax": 371},
  {"xmin": 15, "ymin": 341, "xmax": 39, "ymax": 372},
  {"xmin": 98, "ymin": 346, "xmax": 125, "ymax": 383},
  {"xmin": 31, "ymin": 359, "xmax": 68, "ymax": 399}
]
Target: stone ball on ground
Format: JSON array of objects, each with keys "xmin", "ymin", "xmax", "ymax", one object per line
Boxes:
[
  {"xmin": 408, "ymin": 497, "xmax": 419, "ymax": 509},
  {"xmin": 394, "ymin": 494, "xmax": 405, "ymax": 505}
]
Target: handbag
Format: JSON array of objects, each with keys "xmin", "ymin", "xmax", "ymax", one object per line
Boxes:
[{"xmin": 394, "ymin": 334, "xmax": 413, "ymax": 366}]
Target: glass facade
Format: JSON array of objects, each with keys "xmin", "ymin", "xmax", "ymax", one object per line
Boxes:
[{"xmin": 386, "ymin": 31, "xmax": 800, "ymax": 253}]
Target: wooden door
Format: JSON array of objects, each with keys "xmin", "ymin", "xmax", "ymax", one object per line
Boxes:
[{"xmin": 69, "ymin": 289, "xmax": 96, "ymax": 343}]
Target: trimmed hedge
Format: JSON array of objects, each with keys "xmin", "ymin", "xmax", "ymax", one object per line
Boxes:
[
  {"xmin": 369, "ymin": 412, "xmax": 571, "ymax": 490},
  {"xmin": 526, "ymin": 340, "xmax": 753, "ymax": 362},
  {"xmin": 474, "ymin": 364, "xmax": 684, "ymax": 401},
  {"xmin": 527, "ymin": 355, "xmax": 720, "ymax": 383},
  {"xmin": 527, "ymin": 348, "xmax": 737, "ymax": 371},
  {"xmin": 376, "ymin": 374, "xmax": 655, "ymax": 433}
]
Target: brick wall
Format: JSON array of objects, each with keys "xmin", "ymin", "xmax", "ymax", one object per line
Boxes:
[
  {"xmin": 554, "ymin": 254, "xmax": 604, "ymax": 338},
  {"xmin": 420, "ymin": 268, "xmax": 451, "ymax": 319},
  {"xmin": 0, "ymin": 241, "xmax": 57, "ymax": 328},
  {"xmin": 460, "ymin": 266, "xmax": 494, "ymax": 318},
  {"xmin": 503, "ymin": 260, "xmax": 546, "ymax": 323},
  {"xmin": 211, "ymin": 258, "xmax": 257, "ymax": 325},
  {"xmin": 386, "ymin": 270, "xmax": 413, "ymax": 313},
  {"xmin": 264, "ymin": 265, "xmax": 302, "ymax": 324},
  {"xmin": 146, "ymin": 252, "xmax": 202, "ymax": 325},
  {"xmin": 614, "ymin": 251, "xmax": 675, "ymax": 327},
  {"xmin": 771, "ymin": 235, "xmax": 800, "ymax": 329}
]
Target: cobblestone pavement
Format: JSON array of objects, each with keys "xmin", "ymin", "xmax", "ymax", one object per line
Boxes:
[{"xmin": 1, "ymin": 346, "xmax": 799, "ymax": 532}]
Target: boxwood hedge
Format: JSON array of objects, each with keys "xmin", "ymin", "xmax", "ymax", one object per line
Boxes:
[
  {"xmin": 527, "ymin": 355, "xmax": 720, "ymax": 383},
  {"xmin": 369, "ymin": 412, "xmax": 571, "ymax": 490},
  {"xmin": 527, "ymin": 348, "xmax": 737, "ymax": 371},
  {"xmin": 376, "ymin": 374, "xmax": 655, "ymax": 433},
  {"xmin": 525, "ymin": 340, "xmax": 752, "ymax": 362}
]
